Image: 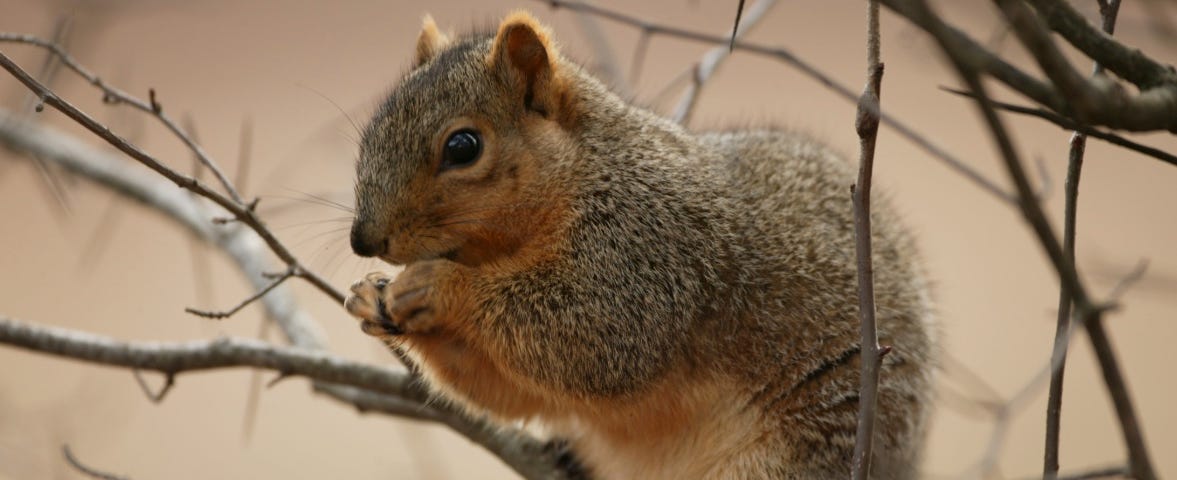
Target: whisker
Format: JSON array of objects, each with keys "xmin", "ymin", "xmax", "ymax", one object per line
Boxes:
[{"xmin": 272, "ymin": 216, "xmax": 354, "ymax": 231}]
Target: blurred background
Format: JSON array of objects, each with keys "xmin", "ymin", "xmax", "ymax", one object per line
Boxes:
[{"xmin": 0, "ymin": 0, "xmax": 1174, "ymax": 478}]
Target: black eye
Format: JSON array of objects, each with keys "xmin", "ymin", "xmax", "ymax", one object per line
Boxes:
[{"xmin": 441, "ymin": 129, "xmax": 482, "ymax": 171}]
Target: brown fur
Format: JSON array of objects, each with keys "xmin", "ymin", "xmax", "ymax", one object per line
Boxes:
[{"xmin": 345, "ymin": 12, "xmax": 936, "ymax": 479}]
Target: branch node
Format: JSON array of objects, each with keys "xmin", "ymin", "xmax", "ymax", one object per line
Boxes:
[
  {"xmin": 132, "ymin": 369, "xmax": 175, "ymax": 403},
  {"xmin": 148, "ymin": 88, "xmax": 161, "ymax": 114},
  {"xmin": 266, "ymin": 371, "xmax": 293, "ymax": 389}
]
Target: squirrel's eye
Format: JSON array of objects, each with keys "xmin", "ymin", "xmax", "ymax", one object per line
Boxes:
[{"xmin": 441, "ymin": 129, "xmax": 482, "ymax": 171}]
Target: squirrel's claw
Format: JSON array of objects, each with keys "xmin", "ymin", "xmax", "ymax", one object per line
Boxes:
[{"xmin": 346, "ymin": 263, "xmax": 443, "ymax": 338}]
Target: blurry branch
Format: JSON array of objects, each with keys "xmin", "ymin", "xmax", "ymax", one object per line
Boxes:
[
  {"xmin": 880, "ymin": 0, "xmax": 1177, "ymax": 134},
  {"xmin": 62, "ymin": 444, "xmax": 129, "ymax": 480},
  {"xmin": 538, "ymin": 0, "xmax": 1016, "ymax": 204},
  {"xmin": 0, "ymin": 44, "xmax": 343, "ymax": 305},
  {"xmin": 1023, "ymin": 0, "xmax": 1176, "ymax": 90},
  {"xmin": 20, "ymin": 17, "xmax": 74, "ymax": 215},
  {"xmin": 0, "ymin": 108, "xmax": 567, "ymax": 480},
  {"xmin": 0, "ymin": 315, "xmax": 420, "ymax": 398},
  {"xmin": 670, "ymin": 0, "xmax": 776, "ymax": 124},
  {"xmin": 851, "ymin": 1, "xmax": 886, "ymax": 479},
  {"xmin": 896, "ymin": 0, "xmax": 1157, "ymax": 478},
  {"xmin": 940, "ymin": 87, "xmax": 1177, "ymax": 168},
  {"xmin": 1045, "ymin": 1, "xmax": 1121, "ymax": 478}
]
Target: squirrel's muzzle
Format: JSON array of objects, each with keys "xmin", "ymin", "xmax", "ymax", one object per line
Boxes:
[{"xmin": 350, "ymin": 220, "xmax": 387, "ymax": 258}]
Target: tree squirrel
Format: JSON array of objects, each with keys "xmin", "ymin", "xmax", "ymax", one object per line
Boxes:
[{"xmin": 344, "ymin": 11, "xmax": 935, "ymax": 479}]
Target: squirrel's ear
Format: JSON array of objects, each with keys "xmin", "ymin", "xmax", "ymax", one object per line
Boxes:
[
  {"xmin": 415, "ymin": 14, "xmax": 451, "ymax": 66},
  {"xmin": 488, "ymin": 11, "xmax": 568, "ymax": 118}
]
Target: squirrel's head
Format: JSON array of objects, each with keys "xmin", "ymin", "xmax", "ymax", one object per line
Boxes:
[{"xmin": 351, "ymin": 11, "xmax": 578, "ymax": 266}]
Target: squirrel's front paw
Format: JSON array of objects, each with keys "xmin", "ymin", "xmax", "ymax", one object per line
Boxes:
[{"xmin": 345, "ymin": 262, "xmax": 443, "ymax": 338}]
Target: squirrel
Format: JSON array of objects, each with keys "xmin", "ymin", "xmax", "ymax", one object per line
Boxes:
[{"xmin": 344, "ymin": 11, "xmax": 935, "ymax": 480}]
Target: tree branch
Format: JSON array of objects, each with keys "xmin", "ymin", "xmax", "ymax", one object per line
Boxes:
[
  {"xmin": 939, "ymin": 87, "xmax": 1177, "ymax": 168},
  {"xmin": 1044, "ymin": 1, "xmax": 1121, "ymax": 477},
  {"xmin": 1023, "ymin": 0, "xmax": 1177, "ymax": 90},
  {"xmin": 898, "ymin": 1, "xmax": 1156, "ymax": 478},
  {"xmin": 851, "ymin": 1, "xmax": 888, "ymax": 479},
  {"xmin": 881, "ymin": 0, "xmax": 1177, "ymax": 133},
  {"xmin": 0, "ymin": 315, "xmax": 418, "ymax": 397}
]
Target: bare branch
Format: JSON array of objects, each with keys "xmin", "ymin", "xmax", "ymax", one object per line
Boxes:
[
  {"xmin": 899, "ymin": 1, "xmax": 1156, "ymax": 477},
  {"xmin": 851, "ymin": 1, "xmax": 886, "ymax": 478},
  {"xmin": 994, "ymin": 0, "xmax": 1099, "ymax": 116},
  {"xmin": 939, "ymin": 87, "xmax": 1177, "ymax": 168},
  {"xmin": 729, "ymin": 0, "xmax": 746, "ymax": 51},
  {"xmin": 62, "ymin": 444, "xmax": 129, "ymax": 480},
  {"xmin": 1023, "ymin": 0, "xmax": 1177, "ymax": 90},
  {"xmin": 1044, "ymin": 2, "xmax": 1122, "ymax": 476},
  {"xmin": 184, "ymin": 267, "xmax": 295, "ymax": 320},
  {"xmin": 881, "ymin": 0, "xmax": 1177, "ymax": 134},
  {"xmin": 0, "ymin": 315, "xmax": 420, "ymax": 397}
]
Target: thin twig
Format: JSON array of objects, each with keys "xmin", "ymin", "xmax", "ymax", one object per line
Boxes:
[
  {"xmin": 62, "ymin": 444, "xmax": 129, "ymax": 480},
  {"xmin": 184, "ymin": 267, "xmax": 296, "ymax": 320},
  {"xmin": 1044, "ymin": 2, "xmax": 1121, "ymax": 476},
  {"xmin": 729, "ymin": 0, "xmax": 746, "ymax": 51},
  {"xmin": 851, "ymin": 1, "xmax": 886, "ymax": 479},
  {"xmin": 938, "ymin": 87, "xmax": 1177, "ymax": 168},
  {"xmin": 0, "ymin": 315, "xmax": 419, "ymax": 398}
]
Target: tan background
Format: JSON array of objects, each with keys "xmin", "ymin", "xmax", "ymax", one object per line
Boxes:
[{"xmin": 1, "ymin": 1, "xmax": 1174, "ymax": 478}]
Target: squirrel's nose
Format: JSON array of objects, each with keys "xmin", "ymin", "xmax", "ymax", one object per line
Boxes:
[{"xmin": 350, "ymin": 222, "xmax": 387, "ymax": 257}]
